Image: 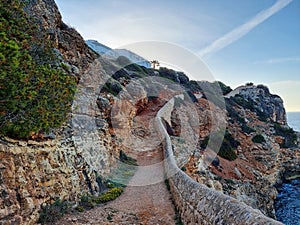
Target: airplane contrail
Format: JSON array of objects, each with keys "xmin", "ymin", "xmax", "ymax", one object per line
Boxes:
[{"xmin": 198, "ymin": 0, "xmax": 293, "ymax": 58}]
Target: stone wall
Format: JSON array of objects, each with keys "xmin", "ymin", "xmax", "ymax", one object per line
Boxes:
[
  {"xmin": 0, "ymin": 57, "xmax": 119, "ymax": 224},
  {"xmin": 0, "ymin": 121, "xmax": 116, "ymax": 225},
  {"xmin": 156, "ymin": 98, "xmax": 283, "ymax": 225},
  {"xmin": 0, "ymin": 137, "xmax": 87, "ymax": 224}
]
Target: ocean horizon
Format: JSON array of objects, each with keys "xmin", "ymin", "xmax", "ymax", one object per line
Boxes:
[{"xmin": 287, "ymin": 112, "xmax": 300, "ymax": 132}]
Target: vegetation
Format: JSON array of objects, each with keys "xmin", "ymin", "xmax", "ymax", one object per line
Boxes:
[
  {"xmin": 164, "ymin": 179, "xmax": 171, "ymax": 191},
  {"xmin": 75, "ymin": 187, "xmax": 123, "ymax": 213},
  {"xmin": 201, "ymin": 130, "xmax": 239, "ymax": 161},
  {"xmin": 252, "ymin": 134, "xmax": 266, "ymax": 144},
  {"xmin": 273, "ymin": 123, "xmax": 297, "ymax": 147},
  {"xmin": 95, "ymin": 187, "xmax": 123, "ymax": 204},
  {"xmin": 158, "ymin": 67, "xmax": 180, "ymax": 83},
  {"xmin": 102, "ymin": 78, "xmax": 123, "ymax": 96},
  {"xmin": 217, "ymin": 81, "xmax": 232, "ymax": 95},
  {"xmin": 241, "ymin": 123, "xmax": 255, "ymax": 134},
  {"xmin": 200, "ymin": 136, "xmax": 209, "ymax": 149},
  {"xmin": 119, "ymin": 150, "xmax": 138, "ymax": 166},
  {"xmin": 0, "ymin": 0, "xmax": 76, "ymax": 138},
  {"xmin": 230, "ymin": 95, "xmax": 268, "ymax": 122},
  {"xmin": 116, "ymin": 55, "xmax": 132, "ymax": 67},
  {"xmin": 124, "ymin": 63, "xmax": 148, "ymax": 76},
  {"xmin": 77, "ymin": 195, "xmax": 96, "ymax": 210},
  {"xmin": 217, "ymin": 130, "xmax": 239, "ymax": 161},
  {"xmin": 188, "ymin": 80, "xmax": 203, "ymax": 93},
  {"xmin": 150, "ymin": 60, "xmax": 160, "ymax": 69},
  {"xmin": 38, "ymin": 199, "xmax": 70, "ymax": 224}
]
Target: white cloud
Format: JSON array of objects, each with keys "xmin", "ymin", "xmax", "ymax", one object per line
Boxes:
[
  {"xmin": 254, "ymin": 57, "xmax": 300, "ymax": 64},
  {"xmin": 198, "ymin": 0, "xmax": 293, "ymax": 58}
]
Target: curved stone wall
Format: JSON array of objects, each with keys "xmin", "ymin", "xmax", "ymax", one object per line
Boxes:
[{"xmin": 156, "ymin": 98, "xmax": 283, "ymax": 225}]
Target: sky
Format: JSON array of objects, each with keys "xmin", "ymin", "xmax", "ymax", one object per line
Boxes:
[{"xmin": 55, "ymin": 0, "xmax": 300, "ymax": 112}]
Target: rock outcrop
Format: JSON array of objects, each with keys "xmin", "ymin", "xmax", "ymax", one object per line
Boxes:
[
  {"xmin": 1, "ymin": 1, "xmax": 299, "ymax": 224},
  {"xmin": 157, "ymin": 96, "xmax": 283, "ymax": 225},
  {"xmin": 174, "ymin": 84, "xmax": 299, "ymax": 219},
  {"xmin": 225, "ymin": 84, "xmax": 287, "ymax": 124},
  {"xmin": 22, "ymin": 0, "xmax": 98, "ymax": 77},
  {"xmin": 0, "ymin": 1, "xmax": 116, "ymax": 224}
]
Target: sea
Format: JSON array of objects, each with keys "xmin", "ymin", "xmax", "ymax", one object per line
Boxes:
[
  {"xmin": 287, "ymin": 112, "xmax": 300, "ymax": 132},
  {"xmin": 275, "ymin": 112, "xmax": 300, "ymax": 225}
]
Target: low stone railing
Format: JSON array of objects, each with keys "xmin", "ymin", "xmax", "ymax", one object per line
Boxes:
[{"xmin": 156, "ymin": 98, "xmax": 283, "ymax": 225}]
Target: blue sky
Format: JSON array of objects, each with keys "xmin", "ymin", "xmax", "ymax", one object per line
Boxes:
[{"xmin": 55, "ymin": 0, "xmax": 300, "ymax": 111}]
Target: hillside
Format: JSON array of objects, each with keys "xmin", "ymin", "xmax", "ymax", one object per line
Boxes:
[
  {"xmin": 170, "ymin": 84, "xmax": 299, "ymax": 218},
  {"xmin": 0, "ymin": 1, "xmax": 299, "ymax": 225},
  {"xmin": 86, "ymin": 39, "xmax": 151, "ymax": 68}
]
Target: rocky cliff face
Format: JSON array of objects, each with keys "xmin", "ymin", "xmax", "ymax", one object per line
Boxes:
[
  {"xmin": 226, "ymin": 84, "xmax": 287, "ymax": 124},
  {"xmin": 173, "ymin": 85, "xmax": 299, "ymax": 219},
  {"xmin": 22, "ymin": 0, "xmax": 98, "ymax": 77},
  {"xmin": 0, "ymin": 1, "xmax": 118, "ymax": 224},
  {"xmin": 1, "ymin": 1, "xmax": 298, "ymax": 224}
]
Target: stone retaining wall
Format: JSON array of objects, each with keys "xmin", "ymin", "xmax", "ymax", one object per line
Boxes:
[{"xmin": 156, "ymin": 98, "xmax": 283, "ymax": 225}]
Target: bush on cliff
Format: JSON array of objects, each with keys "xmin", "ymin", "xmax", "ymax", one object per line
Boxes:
[
  {"xmin": 0, "ymin": 0, "xmax": 76, "ymax": 138},
  {"xmin": 273, "ymin": 123, "xmax": 297, "ymax": 147},
  {"xmin": 38, "ymin": 199, "xmax": 69, "ymax": 224},
  {"xmin": 252, "ymin": 134, "xmax": 266, "ymax": 144},
  {"xmin": 206, "ymin": 130, "xmax": 239, "ymax": 161},
  {"xmin": 218, "ymin": 130, "xmax": 239, "ymax": 161},
  {"xmin": 230, "ymin": 95, "xmax": 268, "ymax": 122},
  {"xmin": 217, "ymin": 81, "xmax": 232, "ymax": 95}
]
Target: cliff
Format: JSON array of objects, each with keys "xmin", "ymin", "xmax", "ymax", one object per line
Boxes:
[
  {"xmin": 0, "ymin": 1, "xmax": 116, "ymax": 224},
  {"xmin": 0, "ymin": 0, "xmax": 299, "ymax": 224},
  {"xmin": 225, "ymin": 84, "xmax": 287, "ymax": 125},
  {"xmin": 22, "ymin": 0, "xmax": 98, "ymax": 77},
  {"xmin": 173, "ymin": 84, "xmax": 299, "ymax": 219}
]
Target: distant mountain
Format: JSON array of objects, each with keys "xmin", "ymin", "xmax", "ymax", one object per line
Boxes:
[
  {"xmin": 86, "ymin": 40, "xmax": 151, "ymax": 68},
  {"xmin": 85, "ymin": 40, "xmax": 114, "ymax": 55}
]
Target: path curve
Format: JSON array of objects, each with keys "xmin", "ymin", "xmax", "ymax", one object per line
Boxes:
[{"xmin": 55, "ymin": 100, "xmax": 176, "ymax": 225}]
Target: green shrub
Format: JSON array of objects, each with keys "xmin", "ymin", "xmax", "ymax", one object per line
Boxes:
[
  {"xmin": 252, "ymin": 134, "xmax": 265, "ymax": 144},
  {"xmin": 116, "ymin": 55, "xmax": 132, "ymax": 67},
  {"xmin": 75, "ymin": 205, "xmax": 85, "ymax": 212},
  {"xmin": 230, "ymin": 95, "xmax": 268, "ymax": 122},
  {"xmin": 119, "ymin": 150, "xmax": 138, "ymax": 166},
  {"xmin": 164, "ymin": 179, "xmax": 170, "ymax": 191},
  {"xmin": 102, "ymin": 79, "xmax": 123, "ymax": 96},
  {"xmin": 95, "ymin": 187, "xmax": 123, "ymax": 204},
  {"xmin": 200, "ymin": 136, "xmax": 209, "ymax": 149},
  {"xmin": 217, "ymin": 81, "xmax": 232, "ymax": 95},
  {"xmin": 241, "ymin": 123, "xmax": 255, "ymax": 134},
  {"xmin": 217, "ymin": 130, "xmax": 239, "ymax": 161},
  {"xmin": 76, "ymin": 187, "xmax": 124, "ymax": 212},
  {"xmin": 107, "ymin": 214, "xmax": 113, "ymax": 221},
  {"xmin": 79, "ymin": 195, "xmax": 96, "ymax": 209},
  {"xmin": 273, "ymin": 123, "xmax": 297, "ymax": 147},
  {"xmin": 0, "ymin": 0, "xmax": 76, "ymax": 138},
  {"xmin": 38, "ymin": 199, "xmax": 69, "ymax": 224},
  {"xmin": 218, "ymin": 143, "xmax": 237, "ymax": 161}
]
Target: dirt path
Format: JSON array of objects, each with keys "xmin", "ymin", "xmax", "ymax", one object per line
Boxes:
[
  {"xmin": 108, "ymin": 148, "xmax": 176, "ymax": 225},
  {"xmin": 55, "ymin": 148, "xmax": 176, "ymax": 225},
  {"xmin": 56, "ymin": 99, "xmax": 177, "ymax": 224}
]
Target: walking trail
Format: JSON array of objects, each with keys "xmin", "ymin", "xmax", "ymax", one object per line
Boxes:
[{"xmin": 55, "ymin": 100, "xmax": 177, "ymax": 225}]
